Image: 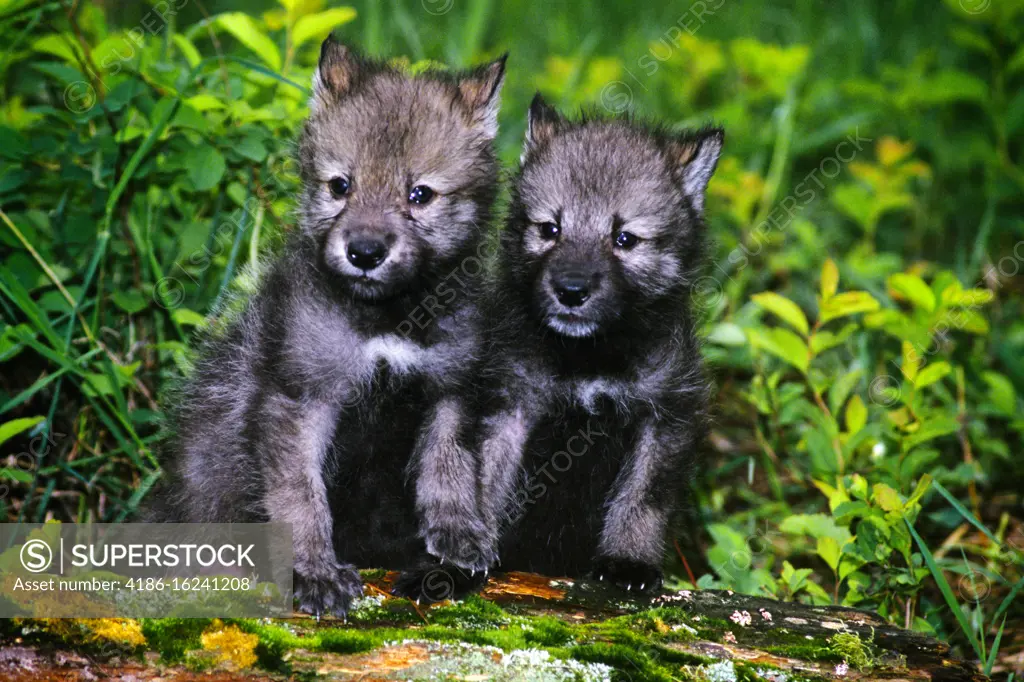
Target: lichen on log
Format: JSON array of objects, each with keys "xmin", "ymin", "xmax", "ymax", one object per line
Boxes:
[{"xmin": 0, "ymin": 571, "xmax": 987, "ymax": 681}]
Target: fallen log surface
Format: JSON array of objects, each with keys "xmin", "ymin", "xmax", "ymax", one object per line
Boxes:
[{"xmin": 0, "ymin": 570, "xmax": 986, "ymax": 681}]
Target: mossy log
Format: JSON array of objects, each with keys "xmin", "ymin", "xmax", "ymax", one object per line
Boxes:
[{"xmin": 0, "ymin": 571, "xmax": 986, "ymax": 681}]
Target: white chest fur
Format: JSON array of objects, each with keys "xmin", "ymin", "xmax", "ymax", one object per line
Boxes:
[{"xmin": 361, "ymin": 334, "xmax": 428, "ymax": 374}]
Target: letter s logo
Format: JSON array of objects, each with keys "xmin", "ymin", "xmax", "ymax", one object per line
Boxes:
[{"xmin": 21, "ymin": 539, "xmax": 53, "ymax": 573}]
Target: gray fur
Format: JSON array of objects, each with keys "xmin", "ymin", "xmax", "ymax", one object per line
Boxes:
[
  {"xmin": 474, "ymin": 95, "xmax": 722, "ymax": 590},
  {"xmin": 154, "ymin": 38, "xmax": 505, "ymax": 616}
]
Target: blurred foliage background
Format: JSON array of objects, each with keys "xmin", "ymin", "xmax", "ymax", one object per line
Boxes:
[{"xmin": 0, "ymin": 0, "xmax": 1022, "ymax": 674}]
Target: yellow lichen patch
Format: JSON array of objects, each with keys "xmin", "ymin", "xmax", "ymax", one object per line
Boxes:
[
  {"xmin": 200, "ymin": 619, "xmax": 259, "ymax": 670},
  {"xmin": 27, "ymin": 618, "xmax": 145, "ymax": 649},
  {"xmin": 86, "ymin": 618, "xmax": 147, "ymax": 648}
]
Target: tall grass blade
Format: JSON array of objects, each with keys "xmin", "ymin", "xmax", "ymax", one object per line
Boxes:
[{"xmin": 905, "ymin": 518, "xmax": 982, "ymax": 658}]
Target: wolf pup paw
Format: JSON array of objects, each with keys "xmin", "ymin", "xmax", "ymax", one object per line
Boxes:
[
  {"xmin": 423, "ymin": 522, "xmax": 496, "ymax": 573},
  {"xmin": 391, "ymin": 563, "xmax": 488, "ymax": 604},
  {"xmin": 294, "ymin": 562, "xmax": 363, "ymax": 619},
  {"xmin": 591, "ymin": 556, "xmax": 663, "ymax": 593}
]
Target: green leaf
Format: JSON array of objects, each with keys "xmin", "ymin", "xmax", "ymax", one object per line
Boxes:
[
  {"xmin": 831, "ymin": 183, "xmax": 874, "ymax": 230},
  {"xmin": 0, "ymin": 467, "xmax": 32, "ymax": 483},
  {"xmin": 0, "ymin": 127, "xmax": 29, "ymax": 160},
  {"xmin": 217, "ymin": 12, "xmax": 282, "ymax": 71},
  {"xmin": 752, "ymin": 292, "xmax": 809, "ymax": 336},
  {"xmin": 171, "ymin": 308, "xmax": 208, "ymax": 328},
  {"xmin": 950, "ymin": 27, "xmax": 995, "ymax": 56},
  {"xmin": 235, "ymin": 134, "xmax": 268, "ymax": 162},
  {"xmin": 849, "ymin": 474, "xmax": 869, "ymax": 500},
  {"xmin": 172, "ymin": 34, "xmax": 202, "ymax": 68},
  {"xmin": 185, "ymin": 94, "xmax": 227, "ymax": 111},
  {"xmin": 819, "ymin": 291, "xmax": 880, "ymax": 324},
  {"xmin": 779, "ymin": 513, "xmax": 852, "ymax": 545},
  {"xmin": 943, "ymin": 287, "xmax": 994, "ymax": 307},
  {"xmin": 981, "ymin": 371, "xmax": 1016, "ymax": 416},
  {"xmin": 810, "ymin": 322, "xmax": 857, "ymax": 354},
  {"xmin": 872, "ymin": 483, "xmax": 903, "ymax": 512},
  {"xmin": 854, "ymin": 516, "xmax": 892, "ymax": 562},
  {"xmin": 914, "ymin": 361, "xmax": 951, "ymax": 389},
  {"xmin": 833, "ymin": 501, "xmax": 870, "ymax": 523},
  {"xmin": 828, "ymin": 368, "xmax": 864, "ymax": 416},
  {"xmin": 839, "ymin": 556, "xmax": 865, "ymax": 581},
  {"xmin": 821, "ymin": 258, "xmax": 839, "ymax": 301},
  {"xmin": 748, "ymin": 326, "xmax": 810, "ymax": 373},
  {"xmin": 904, "ymin": 417, "xmax": 959, "ymax": 449},
  {"xmin": 915, "ymin": 70, "xmax": 988, "ymax": 105},
  {"xmin": 0, "ymin": 416, "xmax": 44, "ymax": 448},
  {"xmin": 706, "ymin": 322, "xmax": 746, "ymax": 347},
  {"xmin": 186, "ymin": 146, "xmax": 227, "ymax": 191},
  {"xmin": 905, "ymin": 474, "xmax": 933, "ymax": 510},
  {"xmin": 901, "ymin": 340, "xmax": 920, "ymax": 383},
  {"xmin": 845, "ymin": 394, "xmax": 867, "ymax": 435},
  {"xmin": 292, "ymin": 8, "xmax": 358, "ymax": 49},
  {"xmin": 111, "ymin": 290, "xmax": 148, "ymax": 315},
  {"xmin": 888, "ymin": 273, "xmax": 936, "ymax": 312},
  {"xmin": 1008, "ymin": 45, "xmax": 1024, "ymax": 75},
  {"xmin": 817, "ymin": 536, "xmax": 841, "ymax": 572},
  {"xmin": 813, "ymin": 479, "xmax": 850, "ymax": 512},
  {"xmin": 32, "ymin": 33, "xmax": 80, "ymax": 63},
  {"xmin": 950, "ymin": 308, "xmax": 989, "ymax": 334}
]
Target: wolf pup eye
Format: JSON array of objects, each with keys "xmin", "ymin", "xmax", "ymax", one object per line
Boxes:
[
  {"xmin": 328, "ymin": 177, "xmax": 350, "ymax": 198},
  {"xmin": 614, "ymin": 231, "xmax": 639, "ymax": 249},
  {"xmin": 408, "ymin": 185, "xmax": 435, "ymax": 205},
  {"xmin": 538, "ymin": 222, "xmax": 560, "ymax": 241}
]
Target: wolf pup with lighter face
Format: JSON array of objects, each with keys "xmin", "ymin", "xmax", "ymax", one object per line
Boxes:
[
  {"xmin": 156, "ymin": 38, "xmax": 505, "ymax": 616},
  {"xmin": 475, "ymin": 96, "xmax": 722, "ymax": 590}
]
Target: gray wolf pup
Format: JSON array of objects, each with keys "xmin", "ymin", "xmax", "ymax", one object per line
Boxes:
[
  {"xmin": 153, "ymin": 38, "xmax": 506, "ymax": 616},
  {"xmin": 473, "ymin": 95, "xmax": 722, "ymax": 591}
]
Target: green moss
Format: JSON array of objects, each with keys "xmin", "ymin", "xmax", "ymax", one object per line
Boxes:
[
  {"xmin": 525, "ymin": 616, "xmax": 576, "ymax": 647},
  {"xmin": 427, "ymin": 594, "xmax": 512, "ymax": 629},
  {"xmin": 828, "ymin": 632, "xmax": 875, "ymax": 670},
  {"xmin": 732, "ymin": 662, "xmax": 769, "ymax": 682},
  {"xmin": 347, "ymin": 594, "xmax": 422, "ymax": 626},
  {"xmin": 318, "ymin": 628, "xmax": 381, "ymax": 654},
  {"xmin": 570, "ymin": 642, "xmax": 677, "ymax": 682},
  {"xmin": 139, "ymin": 618, "xmax": 211, "ymax": 664},
  {"xmin": 762, "ymin": 642, "xmax": 839, "ymax": 663},
  {"xmin": 456, "ymin": 625, "xmax": 530, "ymax": 651},
  {"xmin": 651, "ymin": 647, "xmax": 715, "ymax": 668},
  {"xmin": 231, "ymin": 619, "xmax": 308, "ymax": 671}
]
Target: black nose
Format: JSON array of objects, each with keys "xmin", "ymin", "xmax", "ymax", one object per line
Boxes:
[
  {"xmin": 346, "ymin": 238, "xmax": 389, "ymax": 271},
  {"xmin": 552, "ymin": 272, "xmax": 592, "ymax": 308}
]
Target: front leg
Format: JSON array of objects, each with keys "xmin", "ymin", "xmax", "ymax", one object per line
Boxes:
[
  {"xmin": 413, "ymin": 396, "xmax": 492, "ymax": 572},
  {"xmin": 594, "ymin": 419, "xmax": 691, "ymax": 593},
  {"xmin": 395, "ymin": 404, "xmax": 534, "ymax": 602},
  {"xmin": 257, "ymin": 393, "xmax": 362, "ymax": 617},
  {"xmin": 477, "ymin": 406, "xmax": 535, "ymax": 554}
]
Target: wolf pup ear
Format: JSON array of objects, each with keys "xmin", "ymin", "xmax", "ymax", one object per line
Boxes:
[
  {"xmin": 457, "ymin": 54, "xmax": 507, "ymax": 139},
  {"xmin": 311, "ymin": 36, "xmax": 362, "ymax": 110},
  {"xmin": 670, "ymin": 127, "xmax": 724, "ymax": 214},
  {"xmin": 522, "ymin": 93, "xmax": 564, "ymax": 161}
]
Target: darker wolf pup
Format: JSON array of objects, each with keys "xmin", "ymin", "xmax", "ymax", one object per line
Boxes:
[
  {"xmin": 154, "ymin": 38, "xmax": 505, "ymax": 616},
  {"xmin": 474, "ymin": 95, "xmax": 722, "ymax": 591}
]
